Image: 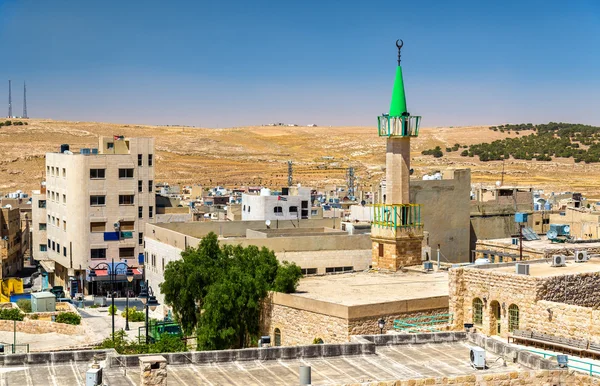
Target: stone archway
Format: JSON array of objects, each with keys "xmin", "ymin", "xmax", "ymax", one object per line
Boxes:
[{"xmin": 489, "ymin": 300, "xmax": 501, "ymax": 335}]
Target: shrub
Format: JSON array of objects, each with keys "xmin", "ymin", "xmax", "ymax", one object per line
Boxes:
[
  {"xmin": 0, "ymin": 308, "xmax": 24, "ymax": 321},
  {"xmin": 29, "ymin": 314, "xmax": 39, "ymax": 320},
  {"xmin": 312, "ymin": 337, "xmax": 324, "ymax": 344},
  {"xmin": 17, "ymin": 299, "xmax": 32, "ymax": 313},
  {"xmin": 55, "ymin": 312, "xmax": 81, "ymax": 325},
  {"xmin": 108, "ymin": 305, "xmax": 117, "ymax": 315},
  {"xmin": 121, "ymin": 307, "xmax": 145, "ymax": 322}
]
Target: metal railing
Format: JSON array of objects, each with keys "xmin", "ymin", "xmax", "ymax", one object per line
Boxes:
[
  {"xmin": 372, "ymin": 204, "xmax": 423, "ymax": 231},
  {"xmin": 377, "ymin": 115, "xmax": 421, "ymax": 137},
  {"xmin": 525, "ymin": 348, "xmax": 600, "ymax": 376},
  {"xmin": 393, "ymin": 313, "xmax": 453, "ymax": 333},
  {"xmin": 0, "ymin": 342, "xmax": 30, "ymax": 354}
]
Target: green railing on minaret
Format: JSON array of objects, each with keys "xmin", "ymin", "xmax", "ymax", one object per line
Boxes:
[{"xmin": 372, "ymin": 204, "xmax": 423, "ymax": 230}]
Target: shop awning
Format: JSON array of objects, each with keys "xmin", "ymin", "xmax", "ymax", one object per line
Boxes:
[
  {"xmin": 86, "ymin": 268, "xmax": 143, "ymax": 282},
  {"xmin": 39, "ymin": 260, "xmax": 55, "ymax": 274}
]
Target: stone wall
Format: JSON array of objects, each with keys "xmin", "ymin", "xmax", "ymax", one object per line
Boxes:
[
  {"xmin": 333, "ymin": 370, "xmax": 597, "ymax": 386},
  {"xmin": 267, "ymin": 303, "xmax": 349, "ymax": 345},
  {"xmin": 538, "ymin": 271, "xmax": 600, "ymax": 307},
  {"xmin": 522, "ymin": 300, "xmax": 600, "ymax": 342},
  {"xmin": 348, "ymin": 308, "xmax": 449, "ymax": 336},
  {"xmin": 371, "ymin": 236, "xmax": 423, "ymax": 271}
]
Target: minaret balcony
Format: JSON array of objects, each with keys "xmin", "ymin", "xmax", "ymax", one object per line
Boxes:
[
  {"xmin": 372, "ymin": 203, "xmax": 423, "ymax": 231},
  {"xmin": 377, "ymin": 115, "xmax": 421, "ymax": 138}
]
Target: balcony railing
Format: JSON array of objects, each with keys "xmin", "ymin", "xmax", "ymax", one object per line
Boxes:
[
  {"xmin": 377, "ymin": 115, "xmax": 421, "ymax": 138},
  {"xmin": 372, "ymin": 204, "xmax": 423, "ymax": 230}
]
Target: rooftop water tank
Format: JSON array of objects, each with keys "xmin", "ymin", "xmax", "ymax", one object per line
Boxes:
[
  {"xmin": 260, "ymin": 188, "xmax": 271, "ymax": 196},
  {"xmin": 474, "ymin": 258, "xmax": 490, "ymax": 265}
]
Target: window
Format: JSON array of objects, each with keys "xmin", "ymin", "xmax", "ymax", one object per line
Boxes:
[
  {"xmin": 119, "ymin": 247, "xmax": 135, "ymax": 259},
  {"xmin": 56, "ymin": 243, "xmax": 60, "ymax": 253},
  {"xmin": 148, "ymin": 154, "xmax": 153, "ymax": 166},
  {"xmin": 243, "ymin": 205, "xmax": 246, "ymax": 212},
  {"xmin": 148, "ymin": 180, "xmax": 153, "ymax": 192},
  {"xmin": 378, "ymin": 243, "xmax": 384, "ymax": 258},
  {"xmin": 38, "ymin": 200, "xmax": 46, "ymax": 208},
  {"xmin": 90, "ymin": 222, "xmax": 106, "ymax": 232},
  {"xmin": 144, "ymin": 252, "xmax": 148, "ymax": 264},
  {"xmin": 274, "ymin": 328, "xmax": 281, "ymax": 347},
  {"xmin": 301, "ymin": 268, "xmax": 317, "ymax": 275},
  {"xmin": 63, "ymin": 246, "xmax": 67, "ymax": 257},
  {"xmin": 325, "ymin": 266, "xmax": 353, "ymax": 273},
  {"xmin": 138, "ymin": 180, "xmax": 143, "ymax": 193},
  {"xmin": 152, "ymin": 254, "xmax": 156, "ymax": 267},
  {"xmin": 289, "ymin": 206, "xmax": 298, "ymax": 213},
  {"xmin": 39, "ymin": 244, "xmax": 47, "ymax": 252},
  {"xmin": 138, "ymin": 206, "xmax": 143, "ymax": 219},
  {"xmin": 138, "ymin": 232, "xmax": 143, "ymax": 245},
  {"xmin": 274, "ymin": 206, "xmax": 283, "ymax": 214},
  {"xmin": 90, "ymin": 195, "xmax": 106, "ymax": 206},
  {"xmin": 51, "ymin": 167, "xmax": 55, "ymax": 176},
  {"xmin": 120, "ymin": 221, "xmax": 135, "ymax": 231},
  {"xmin": 508, "ymin": 304, "xmax": 519, "ymax": 332},
  {"xmin": 62, "ymin": 168, "xmax": 66, "ymax": 177},
  {"xmin": 138, "ymin": 154, "xmax": 143, "ymax": 166},
  {"xmin": 39, "ymin": 223, "xmax": 47, "ymax": 231},
  {"xmin": 311, "ymin": 209, "xmax": 318, "ymax": 216},
  {"xmin": 162, "ymin": 257, "xmax": 165, "ymax": 272},
  {"xmin": 62, "ymin": 194, "xmax": 66, "ymax": 204},
  {"xmin": 118, "ymin": 168, "xmax": 134, "ymax": 179},
  {"xmin": 63, "ymin": 220, "xmax": 66, "ymax": 231},
  {"xmin": 473, "ymin": 298, "xmax": 483, "ymax": 326},
  {"xmin": 149, "ymin": 206, "xmax": 153, "ymax": 218},
  {"xmin": 47, "ymin": 239, "xmax": 50, "ymax": 248},
  {"xmin": 46, "ymin": 166, "xmax": 49, "ymax": 175},
  {"xmin": 90, "ymin": 169, "xmax": 106, "ymax": 179},
  {"xmin": 248, "ymin": 206, "xmax": 251, "ymax": 213},
  {"xmin": 542, "ymin": 218, "xmax": 550, "ymax": 224},
  {"xmin": 91, "ymin": 249, "xmax": 106, "ymax": 260},
  {"xmin": 119, "ymin": 195, "xmax": 135, "ymax": 205},
  {"xmin": 107, "ymin": 142, "xmax": 114, "ymax": 150},
  {"xmin": 55, "ymin": 217, "xmax": 59, "ymax": 226}
]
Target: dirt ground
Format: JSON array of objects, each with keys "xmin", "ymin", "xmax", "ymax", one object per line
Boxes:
[{"xmin": 1, "ymin": 119, "xmax": 598, "ymax": 198}]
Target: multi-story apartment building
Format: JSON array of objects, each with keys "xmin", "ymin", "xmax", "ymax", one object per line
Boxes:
[
  {"xmin": 0, "ymin": 205, "xmax": 23, "ymax": 278},
  {"xmin": 32, "ymin": 136, "xmax": 154, "ymax": 295}
]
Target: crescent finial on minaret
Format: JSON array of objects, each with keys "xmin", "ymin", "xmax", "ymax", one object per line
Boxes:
[{"xmin": 396, "ymin": 39, "xmax": 403, "ymax": 66}]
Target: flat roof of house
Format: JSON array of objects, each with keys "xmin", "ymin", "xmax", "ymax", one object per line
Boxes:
[
  {"xmin": 293, "ymin": 271, "xmax": 448, "ymax": 306},
  {"xmin": 479, "ymin": 237, "xmax": 600, "ymax": 252},
  {"xmin": 1, "ymin": 342, "xmax": 522, "ymax": 385},
  {"xmin": 486, "ymin": 259, "xmax": 600, "ymax": 277}
]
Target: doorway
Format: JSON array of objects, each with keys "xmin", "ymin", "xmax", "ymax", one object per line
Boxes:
[{"xmin": 490, "ymin": 301, "xmax": 501, "ymax": 335}]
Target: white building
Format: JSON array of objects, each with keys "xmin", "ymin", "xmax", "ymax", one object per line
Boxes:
[
  {"xmin": 241, "ymin": 187, "xmax": 312, "ymax": 222},
  {"xmin": 32, "ymin": 136, "xmax": 153, "ymax": 294}
]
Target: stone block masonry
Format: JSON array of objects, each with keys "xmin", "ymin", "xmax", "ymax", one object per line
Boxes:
[{"xmin": 371, "ymin": 236, "xmax": 423, "ymax": 271}]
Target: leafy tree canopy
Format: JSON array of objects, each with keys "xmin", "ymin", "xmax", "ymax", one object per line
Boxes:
[{"xmin": 160, "ymin": 232, "xmax": 302, "ymax": 350}]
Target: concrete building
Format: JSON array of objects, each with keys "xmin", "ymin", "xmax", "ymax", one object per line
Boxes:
[
  {"xmin": 0, "ymin": 196, "xmax": 32, "ymax": 267},
  {"xmin": 241, "ymin": 186, "xmax": 312, "ymax": 222},
  {"xmin": 474, "ymin": 236, "xmax": 600, "ymax": 262},
  {"xmin": 0, "ymin": 205, "xmax": 23, "ymax": 278},
  {"xmin": 371, "ymin": 42, "xmax": 424, "ymax": 270},
  {"xmin": 143, "ymin": 218, "xmax": 370, "ymax": 305},
  {"xmin": 33, "ymin": 136, "xmax": 152, "ymax": 294},
  {"xmin": 449, "ymin": 257, "xmax": 600, "ymax": 343}
]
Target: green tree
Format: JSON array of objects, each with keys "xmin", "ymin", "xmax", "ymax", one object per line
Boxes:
[{"xmin": 160, "ymin": 232, "xmax": 302, "ymax": 350}]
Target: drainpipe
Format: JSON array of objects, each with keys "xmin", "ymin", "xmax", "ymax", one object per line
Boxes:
[{"xmin": 437, "ymin": 244, "xmax": 441, "ymax": 270}]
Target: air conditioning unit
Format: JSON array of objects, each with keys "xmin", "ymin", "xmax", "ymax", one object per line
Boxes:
[
  {"xmin": 515, "ymin": 263, "xmax": 530, "ymax": 275},
  {"xmin": 551, "ymin": 255, "xmax": 566, "ymax": 267},
  {"xmin": 470, "ymin": 346, "xmax": 486, "ymax": 369},
  {"xmin": 574, "ymin": 250, "xmax": 588, "ymax": 263}
]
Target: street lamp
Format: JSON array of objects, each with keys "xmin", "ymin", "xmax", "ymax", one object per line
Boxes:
[
  {"xmin": 139, "ymin": 279, "xmax": 160, "ymax": 345},
  {"xmin": 125, "ymin": 268, "xmax": 134, "ymax": 331},
  {"xmin": 378, "ymin": 318, "xmax": 385, "ymax": 335},
  {"xmin": 88, "ymin": 258, "xmax": 136, "ymax": 342}
]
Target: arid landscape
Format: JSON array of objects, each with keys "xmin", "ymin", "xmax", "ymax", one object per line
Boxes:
[{"xmin": 1, "ymin": 119, "xmax": 600, "ymax": 198}]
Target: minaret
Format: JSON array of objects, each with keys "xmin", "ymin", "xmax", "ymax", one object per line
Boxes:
[{"xmin": 371, "ymin": 40, "xmax": 424, "ymax": 271}]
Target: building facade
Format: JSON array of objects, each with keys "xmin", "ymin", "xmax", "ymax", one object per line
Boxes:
[
  {"xmin": 241, "ymin": 187, "xmax": 312, "ymax": 222},
  {"xmin": 0, "ymin": 206, "xmax": 23, "ymax": 278},
  {"xmin": 33, "ymin": 136, "xmax": 154, "ymax": 294}
]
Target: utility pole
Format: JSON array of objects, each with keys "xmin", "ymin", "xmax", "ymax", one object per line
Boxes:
[
  {"xmin": 287, "ymin": 161, "xmax": 293, "ymax": 187},
  {"xmin": 7, "ymin": 80, "xmax": 12, "ymax": 118},
  {"xmin": 22, "ymin": 82, "xmax": 27, "ymax": 119}
]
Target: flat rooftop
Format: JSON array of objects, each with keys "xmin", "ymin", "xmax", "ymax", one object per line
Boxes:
[
  {"xmin": 294, "ymin": 271, "xmax": 448, "ymax": 306},
  {"xmin": 487, "ymin": 259, "xmax": 600, "ymax": 277},
  {"xmin": 481, "ymin": 237, "xmax": 600, "ymax": 252},
  {"xmin": 0, "ymin": 342, "xmax": 522, "ymax": 385}
]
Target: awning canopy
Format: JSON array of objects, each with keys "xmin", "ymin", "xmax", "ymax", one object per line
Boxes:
[
  {"xmin": 39, "ymin": 260, "xmax": 55, "ymax": 274},
  {"xmin": 87, "ymin": 268, "xmax": 143, "ymax": 282}
]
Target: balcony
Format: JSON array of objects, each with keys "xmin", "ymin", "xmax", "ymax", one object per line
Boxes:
[
  {"xmin": 372, "ymin": 204, "xmax": 423, "ymax": 229},
  {"xmin": 377, "ymin": 115, "xmax": 421, "ymax": 138}
]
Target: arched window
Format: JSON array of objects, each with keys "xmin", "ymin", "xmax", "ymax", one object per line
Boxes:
[
  {"xmin": 472, "ymin": 298, "xmax": 483, "ymax": 326},
  {"xmin": 274, "ymin": 328, "xmax": 281, "ymax": 346},
  {"xmin": 508, "ymin": 304, "xmax": 519, "ymax": 332},
  {"xmin": 274, "ymin": 206, "xmax": 283, "ymax": 214}
]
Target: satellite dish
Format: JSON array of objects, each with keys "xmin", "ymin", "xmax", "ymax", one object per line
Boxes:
[
  {"xmin": 496, "ymin": 181, "xmax": 501, "ymax": 186},
  {"xmin": 547, "ymin": 230, "xmax": 558, "ymax": 240},
  {"xmin": 563, "ymin": 225, "xmax": 571, "ymax": 234},
  {"xmin": 361, "ymin": 200, "xmax": 366, "ymax": 207},
  {"xmin": 265, "ymin": 219, "xmax": 271, "ymax": 228}
]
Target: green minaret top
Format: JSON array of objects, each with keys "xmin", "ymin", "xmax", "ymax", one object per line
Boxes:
[{"xmin": 389, "ymin": 39, "xmax": 407, "ymax": 117}]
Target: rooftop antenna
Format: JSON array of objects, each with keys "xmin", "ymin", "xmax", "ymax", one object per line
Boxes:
[
  {"xmin": 396, "ymin": 39, "xmax": 403, "ymax": 66},
  {"xmin": 287, "ymin": 160, "xmax": 293, "ymax": 187},
  {"xmin": 347, "ymin": 167, "xmax": 355, "ymax": 198},
  {"xmin": 8, "ymin": 80, "xmax": 12, "ymax": 118},
  {"xmin": 22, "ymin": 82, "xmax": 27, "ymax": 119}
]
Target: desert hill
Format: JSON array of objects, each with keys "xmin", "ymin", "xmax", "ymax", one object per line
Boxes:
[{"xmin": 1, "ymin": 119, "xmax": 599, "ymax": 198}]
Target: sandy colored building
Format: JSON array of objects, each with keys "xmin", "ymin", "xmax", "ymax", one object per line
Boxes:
[
  {"xmin": 449, "ymin": 257, "xmax": 600, "ymax": 342},
  {"xmin": 474, "ymin": 236, "xmax": 600, "ymax": 262},
  {"xmin": 144, "ymin": 218, "xmax": 371, "ymax": 304},
  {"xmin": 32, "ymin": 136, "xmax": 152, "ymax": 294},
  {"xmin": 0, "ymin": 205, "xmax": 23, "ymax": 278}
]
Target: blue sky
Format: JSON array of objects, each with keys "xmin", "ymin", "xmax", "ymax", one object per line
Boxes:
[{"xmin": 0, "ymin": 0, "xmax": 598, "ymax": 128}]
